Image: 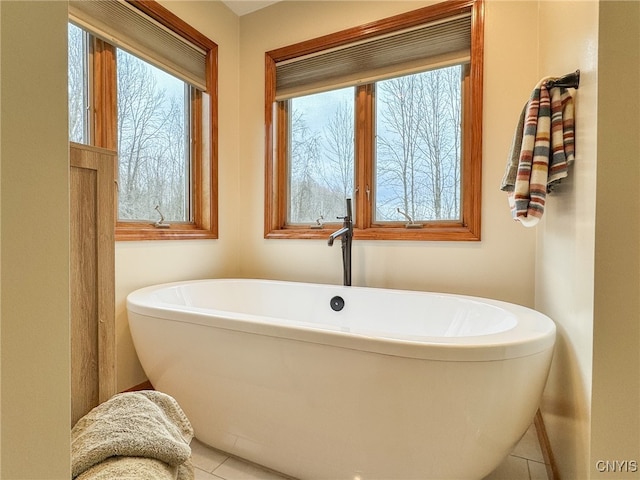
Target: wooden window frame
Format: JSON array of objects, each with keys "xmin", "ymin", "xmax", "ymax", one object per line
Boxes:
[
  {"xmin": 264, "ymin": 0, "xmax": 483, "ymax": 241},
  {"xmin": 86, "ymin": 0, "xmax": 218, "ymax": 241}
]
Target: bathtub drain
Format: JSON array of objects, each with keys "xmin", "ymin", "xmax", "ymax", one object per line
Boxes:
[{"xmin": 330, "ymin": 296, "xmax": 345, "ymax": 311}]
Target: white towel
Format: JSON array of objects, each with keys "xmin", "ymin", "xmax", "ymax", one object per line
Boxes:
[
  {"xmin": 76, "ymin": 456, "xmax": 194, "ymax": 480},
  {"xmin": 72, "ymin": 390, "xmax": 194, "ymax": 479}
]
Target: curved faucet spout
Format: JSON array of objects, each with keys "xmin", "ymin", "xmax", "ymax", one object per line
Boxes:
[{"xmin": 328, "ymin": 227, "xmax": 350, "ymax": 246}]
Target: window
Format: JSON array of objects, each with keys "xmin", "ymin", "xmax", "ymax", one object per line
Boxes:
[
  {"xmin": 68, "ymin": 23, "xmax": 89, "ymax": 145},
  {"xmin": 116, "ymin": 48, "xmax": 189, "ymax": 223},
  {"xmin": 288, "ymin": 87, "xmax": 355, "ymax": 224},
  {"xmin": 68, "ymin": 0, "xmax": 218, "ymax": 240},
  {"xmin": 265, "ymin": 0, "xmax": 483, "ymax": 240}
]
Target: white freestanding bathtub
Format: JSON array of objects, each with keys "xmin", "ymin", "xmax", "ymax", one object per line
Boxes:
[{"xmin": 127, "ymin": 279, "xmax": 555, "ymax": 480}]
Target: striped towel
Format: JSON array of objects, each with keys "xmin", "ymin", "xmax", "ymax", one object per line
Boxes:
[
  {"xmin": 548, "ymin": 87, "xmax": 575, "ymax": 189},
  {"xmin": 500, "ymin": 78, "xmax": 575, "ymax": 226}
]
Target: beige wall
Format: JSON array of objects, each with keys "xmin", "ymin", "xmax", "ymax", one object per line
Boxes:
[
  {"xmin": 590, "ymin": 2, "xmax": 640, "ymax": 477},
  {"xmin": 536, "ymin": 2, "xmax": 599, "ymax": 478},
  {"xmin": 537, "ymin": 2, "xmax": 640, "ymax": 479},
  {"xmin": 0, "ymin": 1, "xmax": 71, "ymax": 477},
  {"xmin": 115, "ymin": 0, "xmax": 242, "ymax": 391}
]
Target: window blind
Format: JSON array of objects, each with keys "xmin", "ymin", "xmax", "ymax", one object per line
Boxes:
[
  {"xmin": 69, "ymin": 0, "xmax": 207, "ymax": 90},
  {"xmin": 275, "ymin": 13, "xmax": 471, "ymax": 100}
]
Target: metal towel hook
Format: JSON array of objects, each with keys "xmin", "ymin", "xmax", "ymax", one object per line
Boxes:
[{"xmin": 546, "ymin": 70, "xmax": 580, "ymax": 89}]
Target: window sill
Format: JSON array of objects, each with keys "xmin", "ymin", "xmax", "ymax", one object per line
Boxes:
[
  {"xmin": 264, "ymin": 224, "xmax": 481, "ymax": 242},
  {"xmin": 116, "ymin": 222, "xmax": 217, "ymax": 241}
]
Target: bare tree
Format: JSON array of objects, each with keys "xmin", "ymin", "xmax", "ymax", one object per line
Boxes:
[
  {"xmin": 289, "ymin": 89, "xmax": 355, "ymax": 224},
  {"xmin": 138, "ymin": 96, "xmax": 186, "ymax": 221},
  {"xmin": 289, "ymin": 109, "xmax": 322, "ymax": 223},
  {"xmin": 116, "ymin": 50, "xmax": 187, "ymax": 221},
  {"xmin": 415, "ymin": 67, "xmax": 462, "ymax": 220},
  {"xmin": 322, "ymin": 100, "xmax": 354, "ymax": 200},
  {"xmin": 376, "ymin": 74, "xmax": 425, "ymax": 221},
  {"xmin": 376, "ymin": 66, "xmax": 462, "ymax": 221},
  {"xmin": 68, "ymin": 24, "xmax": 86, "ymax": 143},
  {"xmin": 442, "ymin": 66, "xmax": 462, "ymax": 217}
]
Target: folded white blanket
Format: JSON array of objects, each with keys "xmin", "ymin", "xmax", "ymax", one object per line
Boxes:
[
  {"xmin": 72, "ymin": 390, "xmax": 194, "ymax": 479},
  {"xmin": 76, "ymin": 456, "xmax": 194, "ymax": 480}
]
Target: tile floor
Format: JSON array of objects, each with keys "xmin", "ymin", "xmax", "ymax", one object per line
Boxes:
[
  {"xmin": 190, "ymin": 422, "xmax": 550, "ymax": 480},
  {"xmin": 483, "ymin": 423, "xmax": 550, "ymax": 480}
]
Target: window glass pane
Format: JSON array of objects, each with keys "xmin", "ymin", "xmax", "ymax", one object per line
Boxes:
[
  {"xmin": 116, "ymin": 48, "xmax": 189, "ymax": 222},
  {"xmin": 288, "ymin": 87, "xmax": 355, "ymax": 224},
  {"xmin": 68, "ymin": 23, "xmax": 88, "ymax": 144},
  {"xmin": 375, "ymin": 65, "xmax": 463, "ymax": 222}
]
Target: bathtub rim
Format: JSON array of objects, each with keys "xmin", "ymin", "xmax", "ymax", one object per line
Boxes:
[{"xmin": 127, "ymin": 278, "xmax": 556, "ymax": 362}]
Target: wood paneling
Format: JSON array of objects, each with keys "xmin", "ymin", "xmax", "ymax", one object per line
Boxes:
[{"xmin": 70, "ymin": 142, "xmax": 116, "ymax": 426}]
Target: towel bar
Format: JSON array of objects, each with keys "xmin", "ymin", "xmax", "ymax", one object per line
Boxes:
[{"xmin": 546, "ymin": 70, "xmax": 580, "ymax": 89}]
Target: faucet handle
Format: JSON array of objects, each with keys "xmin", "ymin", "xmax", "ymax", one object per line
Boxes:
[
  {"xmin": 310, "ymin": 215, "xmax": 324, "ymax": 229},
  {"xmin": 396, "ymin": 208, "xmax": 423, "ymax": 229}
]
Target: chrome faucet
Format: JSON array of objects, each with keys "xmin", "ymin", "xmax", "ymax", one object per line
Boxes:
[{"xmin": 327, "ymin": 198, "xmax": 353, "ymax": 286}]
